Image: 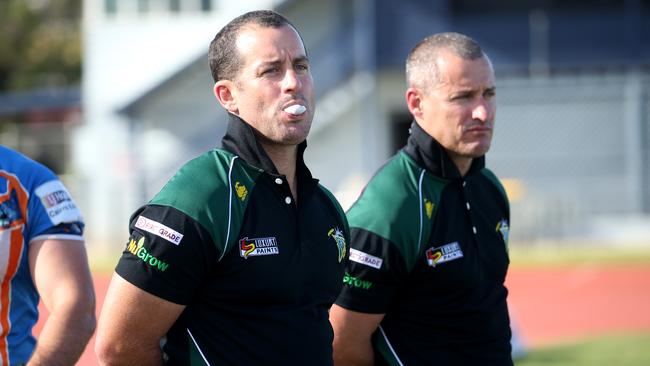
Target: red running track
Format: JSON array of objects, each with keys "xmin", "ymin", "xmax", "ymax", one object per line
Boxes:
[
  {"xmin": 506, "ymin": 264, "xmax": 650, "ymax": 347},
  {"xmin": 34, "ymin": 265, "xmax": 650, "ymax": 365}
]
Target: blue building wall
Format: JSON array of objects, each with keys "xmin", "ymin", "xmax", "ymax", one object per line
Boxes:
[{"xmin": 371, "ymin": 0, "xmax": 650, "ymax": 71}]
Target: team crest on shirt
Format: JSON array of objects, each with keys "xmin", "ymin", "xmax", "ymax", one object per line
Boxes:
[
  {"xmin": 426, "ymin": 242, "xmax": 463, "ymax": 267},
  {"xmin": 235, "ymin": 181, "xmax": 248, "ymax": 201},
  {"xmin": 239, "ymin": 237, "xmax": 279, "ymax": 259},
  {"xmin": 496, "ymin": 219, "xmax": 510, "ymax": 251},
  {"xmin": 328, "ymin": 227, "xmax": 347, "ymax": 263}
]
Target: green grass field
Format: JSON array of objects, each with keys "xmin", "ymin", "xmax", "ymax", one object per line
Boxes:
[{"xmin": 516, "ymin": 332, "xmax": 650, "ymax": 366}]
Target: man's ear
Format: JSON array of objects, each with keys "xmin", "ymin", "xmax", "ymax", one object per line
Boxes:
[
  {"xmin": 213, "ymin": 81, "xmax": 238, "ymax": 114},
  {"xmin": 405, "ymin": 87, "xmax": 423, "ymax": 118}
]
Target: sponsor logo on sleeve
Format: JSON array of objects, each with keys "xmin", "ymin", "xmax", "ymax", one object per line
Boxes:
[
  {"xmin": 239, "ymin": 236, "xmax": 279, "ymax": 259},
  {"xmin": 343, "ymin": 272, "xmax": 373, "ymax": 290},
  {"xmin": 328, "ymin": 227, "xmax": 347, "ymax": 263},
  {"xmin": 34, "ymin": 180, "xmax": 82, "ymax": 225},
  {"xmin": 134, "ymin": 215, "xmax": 183, "ymax": 245},
  {"xmin": 349, "ymin": 248, "xmax": 383, "ymax": 269},
  {"xmin": 426, "ymin": 241, "xmax": 463, "ymax": 267},
  {"xmin": 126, "ymin": 236, "xmax": 169, "ymax": 272}
]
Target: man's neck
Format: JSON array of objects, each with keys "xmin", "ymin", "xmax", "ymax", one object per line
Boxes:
[
  {"xmin": 449, "ymin": 153, "xmax": 473, "ymax": 177},
  {"xmin": 260, "ymin": 142, "xmax": 298, "ymax": 200}
]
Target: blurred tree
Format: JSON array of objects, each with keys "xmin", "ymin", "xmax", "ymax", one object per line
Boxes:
[{"xmin": 0, "ymin": 0, "xmax": 82, "ymax": 91}]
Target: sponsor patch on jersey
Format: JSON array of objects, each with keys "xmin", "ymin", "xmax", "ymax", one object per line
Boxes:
[
  {"xmin": 496, "ymin": 219, "xmax": 510, "ymax": 249},
  {"xmin": 34, "ymin": 180, "xmax": 82, "ymax": 225},
  {"xmin": 0, "ymin": 189, "xmax": 23, "ymax": 228},
  {"xmin": 328, "ymin": 227, "xmax": 347, "ymax": 263},
  {"xmin": 126, "ymin": 234, "xmax": 169, "ymax": 272},
  {"xmin": 426, "ymin": 241, "xmax": 463, "ymax": 267},
  {"xmin": 349, "ymin": 248, "xmax": 383, "ymax": 269},
  {"xmin": 343, "ymin": 272, "xmax": 373, "ymax": 290},
  {"xmin": 239, "ymin": 237, "xmax": 279, "ymax": 259},
  {"xmin": 135, "ymin": 215, "xmax": 183, "ymax": 245}
]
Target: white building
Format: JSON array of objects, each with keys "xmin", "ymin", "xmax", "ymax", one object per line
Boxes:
[{"xmin": 77, "ymin": 0, "xmax": 280, "ymax": 251}]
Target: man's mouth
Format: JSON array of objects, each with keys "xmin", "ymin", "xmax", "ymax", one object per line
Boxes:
[{"xmin": 283, "ymin": 104, "xmax": 307, "ymax": 116}]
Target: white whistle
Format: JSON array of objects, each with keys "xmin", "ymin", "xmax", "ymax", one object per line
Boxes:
[{"xmin": 284, "ymin": 105, "xmax": 306, "ymax": 115}]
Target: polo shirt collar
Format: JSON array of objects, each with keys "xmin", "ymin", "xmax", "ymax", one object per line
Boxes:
[
  {"xmin": 403, "ymin": 120, "xmax": 485, "ymax": 179},
  {"xmin": 220, "ymin": 113, "xmax": 314, "ymax": 182}
]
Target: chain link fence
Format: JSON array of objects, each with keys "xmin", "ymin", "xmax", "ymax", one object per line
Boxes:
[{"xmin": 489, "ymin": 69, "xmax": 650, "ymax": 243}]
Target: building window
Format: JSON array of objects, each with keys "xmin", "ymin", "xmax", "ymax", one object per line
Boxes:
[
  {"xmin": 138, "ymin": 0, "xmax": 149, "ymax": 13},
  {"xmin": 104, "ymin": 0, "xmax": 217, "ymax": 16},
  {"xmin": 169, "ymin": 0, "xmax": 181, "ymax": 12},
  {"xmin": 105, "ymin": 0, "xmax": 117, "ymax": 14}
]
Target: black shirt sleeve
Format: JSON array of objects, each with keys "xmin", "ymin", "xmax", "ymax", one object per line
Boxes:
[
  {"xmin": 335, "ymin": 228, "xmax": 408, "ymax": 314},
  {"xmin": 115, "ymin": 204, "xmax": 218, "ymax": 305}
]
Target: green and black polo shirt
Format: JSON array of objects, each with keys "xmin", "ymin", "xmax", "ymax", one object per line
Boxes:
[
  {"xmin": 335, "ymin": 121, "xmax": 512, "ymax": 366},
  {"xmin": 115, "ymin": 113, "xmax": 349, "ymax": 365}
]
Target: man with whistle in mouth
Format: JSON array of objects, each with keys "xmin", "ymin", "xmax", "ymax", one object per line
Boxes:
[{"xmin": 96, "ymin": 10, "xmax": 349, "ymax": 366}]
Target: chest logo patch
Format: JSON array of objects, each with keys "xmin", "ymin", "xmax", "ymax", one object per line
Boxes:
[
  {"xmin": 239, "ymin": 237, "xmax": 279, "ymax": 259},
  {"xmin": 328, "ymin": 227, "xmax": 347, "ymax": 263},
  {"xmin": 424, "ymin": 198, "xmax": 434, "ymax": 219},
  {"xmin": 426, "ymin": 241, "xmax": 463, "ymax": 267},
  {"xmin": 235, "ymin": 182, "xmax": 248, "ymax": 201}
]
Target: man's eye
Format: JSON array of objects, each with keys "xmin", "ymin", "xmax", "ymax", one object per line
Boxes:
[
  {"xmin": 261, "ymin": 67, "xmax": 278, "ymax": 75},
  {"xmin": 296, "ymin": 64, "xmax": 309, "ymax": 71}
]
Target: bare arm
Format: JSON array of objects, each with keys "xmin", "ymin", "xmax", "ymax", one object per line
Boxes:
[
  {"xmin": 330, "ymin": 304, "xmax": 385, "ymax": 366},
  {"xmin": 27, "ymin": 239, "xmax": 96, "ymax": 366},
  {"xmin": 95, "ymin": 273, "xmax": 185, "ymax": 366}
]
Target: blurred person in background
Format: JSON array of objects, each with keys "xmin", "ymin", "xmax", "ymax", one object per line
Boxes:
[
  {"xmin": 330, "ymin": 32, "xmax": 513, "ymax": 365},
  {"xmin": 95, "ymin": 10, "xmax": 349, "ymax": 366},
  {"xmin": 0, "ymin": 146, "xmax": 96, "ymax": 365}
]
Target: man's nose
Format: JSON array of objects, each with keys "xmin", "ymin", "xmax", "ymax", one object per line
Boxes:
[
  {"xmin": 282, "ymin": 69, "xmax": 300, "ymax": 92},
  {"xmin": 472, "ymin": 100, "xmax": 490, "ymax": 122}
]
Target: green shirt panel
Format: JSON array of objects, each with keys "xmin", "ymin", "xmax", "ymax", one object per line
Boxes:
[
  {"xmin": 149, "ymin": 149, "xmax": 262, "ymax": 257},
  {"xmin": 347, "ymin": 152, "xmax": 448, "ymax": 271}
]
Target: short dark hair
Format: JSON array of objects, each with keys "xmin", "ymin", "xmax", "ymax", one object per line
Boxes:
[
  {"xmin": 208, "ymin": 10, "xmax": 300, "ymax": 82},
  {"xmin": 406, "ymin": 32, "xmax": 488, "ymax": 90}
]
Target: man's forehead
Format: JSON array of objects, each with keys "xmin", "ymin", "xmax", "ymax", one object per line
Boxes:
[
  {"xmin": 436, "ymin": 56, "xmax": 494, "ymax": 84},
  {"xmin": 235, "ymin": 24, "xmax": 304, "ymax": 52}
]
